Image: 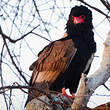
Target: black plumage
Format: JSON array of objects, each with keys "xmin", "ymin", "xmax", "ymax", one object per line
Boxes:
[
  {"xmin": 50, "ymin": 5, "xmax": 96, "ymax": 93},
  {"xmin": 25, "ymin": 5, "xmax": 96, "ymax": 105}
]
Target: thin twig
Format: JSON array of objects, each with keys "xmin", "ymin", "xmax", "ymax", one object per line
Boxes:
[
  {"xmin": 32, "ymin": 0, "xmax": 52, "ymax": 40},
  {"xmin": 0, "ymin": 43, "xmax": 9, "ymax": 110},
  {"xmin": 0, "ymin": 85, "xmax": 47, "ymax": 95},
  {"xmin": 0, "ymin": 25, "xmax": 40, "ymax": 43},
  {"xmin": 0, "ymin": 26, "xmax": 28, "ymax": 84},
  {"xmin": 32, "ymin": 32, "xmax": 51, "ymax": 42},
  {"xmin": 9, "ymin": 89, "xmax": 12, "ymax": 110},
  {"xmin": 78, "ymin": 0, "xmax": 110, "ymax": 18}
]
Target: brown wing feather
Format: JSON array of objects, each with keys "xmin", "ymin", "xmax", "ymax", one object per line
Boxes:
[{"xmin": 26, "ymin": 39, "xmax": 76, "ymax": 104}]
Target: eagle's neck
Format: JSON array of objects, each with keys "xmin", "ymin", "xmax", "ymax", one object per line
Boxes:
[{"xmin": 68, "ymin": 29, "xmax": 93, "ymax": 38}]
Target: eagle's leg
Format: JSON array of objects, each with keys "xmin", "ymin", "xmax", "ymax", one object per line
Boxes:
[{"xmin": 62, "ymin": 88, "xmax": 75, "ymax": 102}]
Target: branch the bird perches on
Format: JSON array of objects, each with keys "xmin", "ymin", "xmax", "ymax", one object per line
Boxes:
[{"xmin": 26, "ymin": 31, "xmax": 110, "ymax": 110}]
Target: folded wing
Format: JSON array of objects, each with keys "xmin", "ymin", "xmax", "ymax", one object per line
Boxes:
[{"xmin": 26, "ymin": 38, "xmax": 76, "ymax": 104}]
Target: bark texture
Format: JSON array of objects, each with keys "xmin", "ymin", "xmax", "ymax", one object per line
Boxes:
[{"xmin": 83, "ymin": 31, "xmax": 110, "ymax": 105}]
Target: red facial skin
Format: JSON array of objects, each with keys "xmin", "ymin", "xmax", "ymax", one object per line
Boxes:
[{"xmin": 72, "ymin": 15, "xmax": 85, "ymax": 24}]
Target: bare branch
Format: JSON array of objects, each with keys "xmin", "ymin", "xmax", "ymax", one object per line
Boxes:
[
  {"xmin": 0, "ymin": 43, "xmax": 8, "ymax": 110},
  {"xmin": 83, "ymin": 31, "xmax": 110, "ymax": 106},
  {"xmin": 32, "ymin": 0, "xmax": 52, "ymax": 40},
  {"xmin": 32, "ymin": 32, "xmax": 51, "ymax": 42},
  {"xmin": 71, "ymin": 73, "xmax": 87, "ymax": 110},
  {"xmin": 78, "ymin": 0, "xmax": 110, "ymax": 18},
  {"xmin": 0, "ymin": 26, "xmax": 28, "ymax": 84},
  {"xmin": 0, "ymin": 25, "xmax": 40, "ymax": 43},
  {"xmin": 90, "ymin": 102, "xmax": 110, "ymax": 110},
  {"xmin": 100, "ymin": 0, "xmax": 110, "ymax": 11}
]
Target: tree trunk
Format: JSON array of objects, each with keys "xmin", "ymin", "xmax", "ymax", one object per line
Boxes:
[{"xmin": 83, "ymin": 31, "xmax": 110, "ymax": 106}]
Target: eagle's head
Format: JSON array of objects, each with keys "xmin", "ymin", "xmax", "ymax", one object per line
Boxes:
[{"xmin": 66, "ymin": 5, "xmax": 93, "ymax": 34}]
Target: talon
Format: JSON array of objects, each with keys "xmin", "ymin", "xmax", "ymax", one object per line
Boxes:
[
  {"xmin": 72, "ymin": 93, "xmax": 75, "ymax": 99},
  {"xmin": 62, "ymin": 88, "xmax": 75, "ymax": 102},
  {"xmin": 62, "ymin": 88, "xmax": 66, "ymax": 95}
]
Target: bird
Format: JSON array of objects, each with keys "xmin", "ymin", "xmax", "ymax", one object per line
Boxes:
[{"xmin": 25, "ymin": 5, "xmax": 96, "ymax": 105}]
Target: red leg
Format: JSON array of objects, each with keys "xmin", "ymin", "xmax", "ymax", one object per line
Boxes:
[{"xmin": 62, "ymin": 88, "xmax": 75, "ymax": 102}]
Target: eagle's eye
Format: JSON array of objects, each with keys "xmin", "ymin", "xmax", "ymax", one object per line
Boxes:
[{"xmin": 81, "ymin": 15, "xmax": 86, "ymax": 19}]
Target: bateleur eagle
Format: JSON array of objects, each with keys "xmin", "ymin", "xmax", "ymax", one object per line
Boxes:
[{"xmin": 25, "ymin": 5, "xmax": 96, "ymax": 105}]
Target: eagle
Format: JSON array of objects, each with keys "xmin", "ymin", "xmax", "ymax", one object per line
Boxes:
[{"xmin": 25, "ymin": 5, "xmax": 96, "ymax": 105}]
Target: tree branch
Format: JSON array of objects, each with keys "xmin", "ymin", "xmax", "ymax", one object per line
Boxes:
[
  {"xmin": 78, "ymin": 0, "xmax": 110, "ymax": 18},
  {"xmin": 0, "ymin": 25, "xmax": 40, "ymax": 43},
  {"xmin": 71, "ymin": 73, "xmax": 87, "ymax": 110},
  {"xmin": 100, "ymin": 0, "xmax": 110, "ymax": 11},
  {"xmin": 83, "ymin": 31, "xmax": 110, "ymax": 106},
  {"xmin": 0, "ymin": 26, "xmax": 28, "ymax": 84}
]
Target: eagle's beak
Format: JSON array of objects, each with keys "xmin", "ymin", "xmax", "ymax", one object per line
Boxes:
[{"xmin": 73, "ymin": 17, "xmax": 79, "ymax": 24}]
